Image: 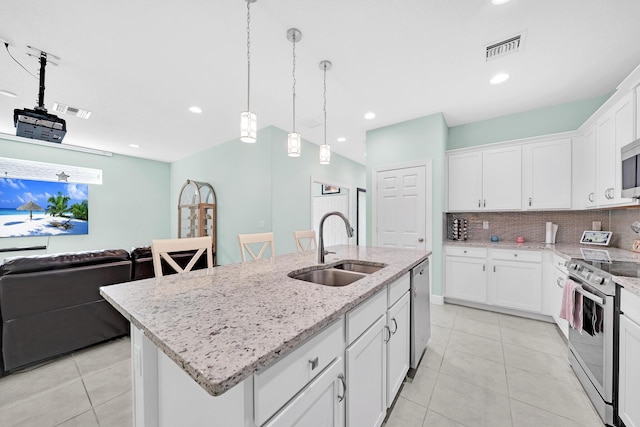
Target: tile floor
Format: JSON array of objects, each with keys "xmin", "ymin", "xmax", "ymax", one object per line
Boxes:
[
  {"xmin": 0, "ymin": 337, "xmax": 132, "ymax": 427},
  {"xmin": 384, "ymin": 303, "xmax": 603, "ymax": 427},
  {"xmin": 0, "ymin": 303, "xmax": 603, "ymax": 427}
]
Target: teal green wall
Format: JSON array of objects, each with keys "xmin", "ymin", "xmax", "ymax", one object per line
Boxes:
[
  {"xmin": 170, "ymin": 126, "xmax": 366, "ymax": 265},
  {"xmin": 447, "ymin": 94, "xmax": 610, "ymax": 150},
  {"xmin": 365, "ymin": 113, "xmax": 448, "ymax": 296},
  {"xmin": 0, "ymin": 136, "xmax": 170, "ymax": 262}
]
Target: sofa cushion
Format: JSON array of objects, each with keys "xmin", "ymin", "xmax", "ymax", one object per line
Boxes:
[
  {"xmin": 0, "ymin": 261, "xmax": 132, "ymax": 320},
  {"xmin": 0, "ymin": 249, "xmax": 130, "ymax": 275}
]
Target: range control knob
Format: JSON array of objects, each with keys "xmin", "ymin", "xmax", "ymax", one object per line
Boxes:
[
  {"xmin": 570, "ymin": 264, "xmax": 579, "ymax": 271},
  {"xmin": 592, "ymin": 276, "xmax": 605, "ymax": 285}
]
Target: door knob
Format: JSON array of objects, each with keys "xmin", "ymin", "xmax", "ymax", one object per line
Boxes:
[{"xmin": 418, "ymin": 238, "xmax": 424, "ymax": 242}]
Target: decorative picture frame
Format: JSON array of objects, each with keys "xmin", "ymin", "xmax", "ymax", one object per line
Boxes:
[
  {"xmin": 580, "ymin": 230, "xmax": 612, "ymax": 246},
  {"xmin": 322, "ymin": 184, "xmax": 340, "ymax": 195}
]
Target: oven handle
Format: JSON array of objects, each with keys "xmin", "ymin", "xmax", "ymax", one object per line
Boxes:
[{"xmin": 576, "ymin": 286, "xmax": 605, "ymax": 305}]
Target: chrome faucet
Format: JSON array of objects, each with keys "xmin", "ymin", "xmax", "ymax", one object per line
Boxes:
[{"xmin": 318, "ymin": 211, "xmax": 354, "ymax": 263}]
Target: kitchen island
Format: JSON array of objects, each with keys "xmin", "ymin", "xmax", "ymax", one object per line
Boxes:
[{"xmin": 101, "ymin": 245, "xmax": 429, "ymax": 427}]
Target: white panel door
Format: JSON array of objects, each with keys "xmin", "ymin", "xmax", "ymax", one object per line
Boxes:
[
  {"xmin": 619, "ymin": 314, "xmax": 640, "ymax": 427},
  {"xmin": 312, "ymin": 194, "xmax": 349, "ymax": 247},
  {"xmin": 375, "ymin": 165, "xmax": 426, "ymax": 250}
]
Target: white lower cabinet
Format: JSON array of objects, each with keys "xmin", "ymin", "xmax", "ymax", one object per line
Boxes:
[
  {"xmin": 386, "ymin": 292, "xmax": 410, "ymax": 406},
  {"xmin": 619, "ymin": 288, "xmax": 640, "ymax": 427},
  {"xmin": 346, "ymin": 314, "xmax": 387, "ymax": 427},
  {"xmin": 444, "ymin": 247, "xmax": 487, "ymax": 303},
  {"xmin": 445, "ymin": 246, "xmax": 543, "ymax": 314},
  {"xmin": 489, "ymin": 249, "xmax": 542, "ymax": 312},
  {"xmin": 265, "ymin": 357, "xmax": 345, "ymax": 427}
]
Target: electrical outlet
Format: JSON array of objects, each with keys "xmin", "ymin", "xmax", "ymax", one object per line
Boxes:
[
  {"xmin": 483, "ymin": 221, "xmax": 489, "ymax": 230},
  {"xmin": 592, "ymin": 221, "xmax": 602, "ymax": 231},
  {"xmin": 633, "ymin": 240, "xmax": 640, "ymax": 253}
]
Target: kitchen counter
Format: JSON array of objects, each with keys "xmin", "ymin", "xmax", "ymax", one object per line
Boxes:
[
  {"xmin": 444, "ymin": 240, "xmax": 640, "ymax": 295},
  {"xmin": 100, "ymin": 245, "xmax": 429, "ymax": 397}
]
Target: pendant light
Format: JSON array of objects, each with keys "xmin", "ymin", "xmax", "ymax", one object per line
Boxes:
[
  {"xmin": 240, "ymin": 0, "xmax": 258, "ymax": 143},
  {"xmin": 286, "ymin": 28, "xmax": 302, "ymax": 157},
  {"xmin": 319, "ymin": 60, "xmax": 332, "ymax": 165}
]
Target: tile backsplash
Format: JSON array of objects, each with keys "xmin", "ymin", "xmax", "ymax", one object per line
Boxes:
[{"xmin": 446, "ymin": 210, "xmax": 611, "ymax": 246}]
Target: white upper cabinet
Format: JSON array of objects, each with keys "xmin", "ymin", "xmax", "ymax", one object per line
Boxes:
[
  {"xmin": 572, "ymin": 127, "xmax": 597, "ymax": 209},
  {"xmin": 596, "ymin": 92, "xmax": 635, "ymax": 206},
  {"xmin": 447, "ymin": 151, "xmax": 483, "ymax": 211},
  {"xmin": 483, "ymin": 146, "xmax": 522, "ymax": 210},
  {"xmin": 447, "ymin": 146, "xmax": 521, "ymax": 211},
  {"xmin": 522, "ymin": 138, "xmax": 572, "ymax": 210}
]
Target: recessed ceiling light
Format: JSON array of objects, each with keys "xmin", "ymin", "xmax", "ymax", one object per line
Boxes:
[
  {"xmin": 337, "ymin": 137, "xmax": 346, "ymax": 142},
  {"xmin": 364, "ymin": 112, "xmax": 376, "ymax": 120},
  {"xmin": 129, "ymin": 144, "xmax": 140, "ymax": 148},
  {"xmin": 0, "ymin": 89, "xmax": 17, "ymax": 98},
  {"xmin": 189, "ymin": 106, "xmax": 203, "ymax": 114},
  {"xmin": 490, "ymin": 73, "xmax": 510, "ymax": 85},
  {"xmin": 491, "ymin": 0, "xmax": 511, "ymax": 5}
]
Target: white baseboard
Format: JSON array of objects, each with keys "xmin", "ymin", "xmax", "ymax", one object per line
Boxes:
[{"xmin": 431, "ymin": 294, "xmax": 444, "ymax": 305}]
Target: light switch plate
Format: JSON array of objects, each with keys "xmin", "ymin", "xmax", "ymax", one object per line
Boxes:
[
  {"xmin": 592, "ymin": 221, "xmax": 602, "ymax": 231},
  {"xmin": 483, "ymin": 221, "xmax": 489, "ymax": 230}
]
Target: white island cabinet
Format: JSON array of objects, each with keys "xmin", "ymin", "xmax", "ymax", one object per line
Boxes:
[
  {"xmin": 619, "ymin": 288, "xmax": 640, "ymax": 427},
  {"xmin": 101, "ymin": 246, "xmax": 429, "ymax": 427}
]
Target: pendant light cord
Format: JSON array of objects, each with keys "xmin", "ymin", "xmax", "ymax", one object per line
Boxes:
[
  {"xmin": 246, "ymin": 0, "xmax": 251, "ymax": 111},
  {"xmin": 323, "ymin": 63, "xmax": 327, "ymax": 146},
  {"xmin": 292, "ymin": 34, "xmax": 297, "ymax": 133}
]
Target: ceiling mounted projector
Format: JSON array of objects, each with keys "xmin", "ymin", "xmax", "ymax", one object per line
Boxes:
[{"xmin": 14, "ymin": 49, "xmax": 66, "ymax": 143}]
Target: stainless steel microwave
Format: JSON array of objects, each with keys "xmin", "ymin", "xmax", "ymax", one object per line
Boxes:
[{"xmin": 621, "ymin": 138, "xmax": 640, "ymax": 198}]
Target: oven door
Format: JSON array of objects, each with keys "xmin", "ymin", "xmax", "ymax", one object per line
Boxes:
[{"xmin": 567, "ymin": 281, "xmax": 613, "ymax": 402}]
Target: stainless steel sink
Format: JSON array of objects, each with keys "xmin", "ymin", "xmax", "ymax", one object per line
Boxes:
[
  {"xmin": 288, "ymin": 268, "xmax": 366, "ymax": 287},
  {"xmin": 288, "ymin": 261, "xmax": 386, "ymax": 287},
  {"xmin": 333, "ymin": 261, "xmax": 386, "ymax": 274}
]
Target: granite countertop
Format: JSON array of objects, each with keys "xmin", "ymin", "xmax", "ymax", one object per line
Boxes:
[
  {"xmin": 100, "ymin": 245, "xmax": 429, "ymax": 397},
  {"xmin": 444, "ymin": 240, "xmax": 640, "ymax": 296}
]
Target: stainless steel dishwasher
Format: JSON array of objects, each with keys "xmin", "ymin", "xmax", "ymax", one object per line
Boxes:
[{"xmin": 410, "ymin": 259, "xmax": 430, "ymax": 369}]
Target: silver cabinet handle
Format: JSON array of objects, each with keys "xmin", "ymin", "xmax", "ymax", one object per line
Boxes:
[
  {"xmin": 309, "ymin": 357, "xmax": 319, "ymax": 370},
  {"xmin": 513, "ymin": 253, "xmax": 518, "ymax": 257},
  {"xmin": 528, "ymin": 197, "xmax": 532, "ymax": 207},
  {"xmin": 478, "ymin": 199, "xmax": 481, "ymax": 208},
  {"xmin": 390, "ymin": 318, "xmax": 398, "ymax": 334},
  {"xmin": 482, "ymin": 264, "xmax": 485, "ymax": 272},
  {"xmin": 418, "ymin": 238, "xmax": 424, "ymax": 242},
  {"xmin": 483, "ymin": 199, "xmax": 486, "ymax": 208},
  {"xmin": 493, "ymin": 265, "xmax": 496, "ymax": 273},
  {"xmin": 588, "ymin": 192, "xmax": 594, "ymax": 203},
  {"xmin": 384, "ymin": 325, "xmax": 391, "ymax": 343},
  {"xmin": 556, "ymin": 277, "xmax": 563, "ymax": 287},
  {"xmin": 338, "ymin": 374, "xmax": 346, "ymax": 402}
]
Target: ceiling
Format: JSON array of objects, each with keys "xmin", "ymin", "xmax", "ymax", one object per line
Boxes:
[{"xmin": 2, "ymin": 1, "xmax": 640, "ymax": 166}]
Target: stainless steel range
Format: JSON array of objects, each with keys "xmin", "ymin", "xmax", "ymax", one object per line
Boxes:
[{"xmin": 566, "ymin": 259, "xmax": 619, "ymax": 426}]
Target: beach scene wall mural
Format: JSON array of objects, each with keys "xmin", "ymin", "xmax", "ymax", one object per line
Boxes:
[{"xmin": 0, "ymin": 178, "xmax": 88, "ymax": 237}]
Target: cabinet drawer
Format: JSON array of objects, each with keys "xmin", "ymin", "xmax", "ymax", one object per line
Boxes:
[
  {"xmin": 445, "ymin": 246, "xmax": 487, "ymax": 258},
  {"xmin": 621, "ymin": 288, "xmax": 640, "ymax": 325},
  {"xmin": 552, "ymin": 253, "xmax": 569, "ymax": 274},
  {"xmin": 388, "ymin": 273, "xmax": 410, "ymax": 307},
  {"xmin": 491, "ymin": 248, "xmax": 541, "ymax": 263},
  {"xmin": 254, "ymin": 319, "xmax": 344, "ymax": 426},
  {"xmin": 346, "ymin": 289, "xmax": 386, "ymax": 345}
]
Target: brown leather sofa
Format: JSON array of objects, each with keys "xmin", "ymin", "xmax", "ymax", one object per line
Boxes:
[
  {"xmin": 0, "ymin": 246, "xmax": 211, "ymax": 376},
  {"xmin": 0, "ymin": 249, "xmax": 132, "ymax": 375}
]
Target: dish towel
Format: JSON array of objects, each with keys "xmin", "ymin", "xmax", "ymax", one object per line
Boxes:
[{"xmin": 559, "ymin": 278, "xmax": 583, "ymax": 331}]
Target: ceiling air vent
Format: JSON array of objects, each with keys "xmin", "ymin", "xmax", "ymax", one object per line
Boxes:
[
  {"xmin": 485, "ymin": 33, "xmax": 524, "ymax": 61},
  {"xmin": 52, "ymin": 102, "xmax": 92, "ymax": 119}
]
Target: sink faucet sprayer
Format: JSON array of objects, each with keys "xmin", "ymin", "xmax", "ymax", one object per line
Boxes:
[{"xmin": 318, "ymin": 211, "xmax": 354, "ymax": 263}]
